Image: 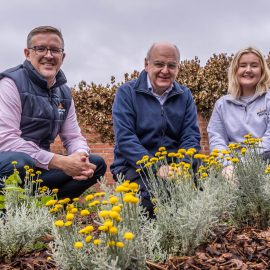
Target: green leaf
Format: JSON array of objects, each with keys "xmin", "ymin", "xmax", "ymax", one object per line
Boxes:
[
  {"xmin": 0, "ymin": 195, "xmax": 5, "ymax": 202},
  {"xmin": 5, "ymin": 172, "xmax": 22, "ymax": 185},
  {"xmin": 41, "ymin": 196, "xmax": 54, "ymax": 205}
]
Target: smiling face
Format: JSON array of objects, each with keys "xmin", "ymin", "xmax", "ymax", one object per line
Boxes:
[
  {"xmin": 237, "ymin": 52, "xmax": 262, "ymax": 96},
  {"xmin": 24, "ymin": 33, "xmax": 65, "ymax": 87},
  {"xmin": 145, "ymin": 43, "xmax": 180, "ymax": 95}
]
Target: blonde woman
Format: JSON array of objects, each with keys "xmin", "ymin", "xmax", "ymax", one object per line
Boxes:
[
  {"xmin": 208, "ymin": 46, "xmax": 270, "ymax": 154},
  {"xmin": 207, "ymin": 47, "xmax": 270, "ymax": 180}
]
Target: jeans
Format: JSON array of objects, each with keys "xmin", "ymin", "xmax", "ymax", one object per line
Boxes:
[{"xmin": 0, "ymin": 152, "xmax": 107, "ymax": 199}]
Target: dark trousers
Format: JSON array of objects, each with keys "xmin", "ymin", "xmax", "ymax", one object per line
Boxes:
[{"xmin": 0, "ymin": 152, "xmax": 107, "ymax": 199}]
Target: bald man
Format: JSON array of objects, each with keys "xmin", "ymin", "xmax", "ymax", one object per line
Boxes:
[{"xmin": 111, "ymin": 42, "xmax": 201, "ymax": 217}]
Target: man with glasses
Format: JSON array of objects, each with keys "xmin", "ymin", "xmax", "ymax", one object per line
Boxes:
[
  {"xmin": 111, "ymin": 42, "xmax": 200, "ymax": 217},
  {"xmin": 0, "ymin": 26, "xmax": 106, "ymax": 198}
]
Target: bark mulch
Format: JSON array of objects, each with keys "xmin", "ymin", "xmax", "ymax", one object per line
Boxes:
[{"xmin": 0, "ymin": 227, "xmax": 269, "ymax": 270}]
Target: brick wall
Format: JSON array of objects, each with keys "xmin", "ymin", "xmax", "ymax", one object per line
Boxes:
[{"xmin": 51, "ymin": 112, "xmax": 209, "ymax": 183}]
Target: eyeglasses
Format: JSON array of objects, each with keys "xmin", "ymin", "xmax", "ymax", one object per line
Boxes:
[
  {"xmin": 29, "ymin": 46, "xmax": 64, "ymax": 56},
  {"xmin": 151, "ymin": 61, "xmax": 179, "ymax": 70}
]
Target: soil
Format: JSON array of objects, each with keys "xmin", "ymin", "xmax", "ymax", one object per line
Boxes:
[{"xmin": 0, "ymin": 227, "xmax": 269, "ymax": 270}]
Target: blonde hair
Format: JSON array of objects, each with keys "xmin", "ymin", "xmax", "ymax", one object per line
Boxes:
[{"xmin": 228, "ymin": 47, "xmax": 270, "ymax": 98}]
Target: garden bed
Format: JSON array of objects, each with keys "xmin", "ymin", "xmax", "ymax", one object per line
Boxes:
[{"xmin": 1, "ymin": 226, "xmax": 269, "ymax": 270}]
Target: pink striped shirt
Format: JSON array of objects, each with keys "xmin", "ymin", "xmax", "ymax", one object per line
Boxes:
[{"xmin": 0, "ymin": 77, "xmax": 90, "ymax": 170}]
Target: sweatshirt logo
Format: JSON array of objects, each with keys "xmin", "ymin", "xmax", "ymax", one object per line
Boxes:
[{"xmin": 257, "ymin": 108, "xmax": 268, "ymax": 117}]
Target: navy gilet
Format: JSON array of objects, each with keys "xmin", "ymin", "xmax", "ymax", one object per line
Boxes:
[{"xmin": 0, "ymin": 60, "xmax": 72, "ymax": 151}]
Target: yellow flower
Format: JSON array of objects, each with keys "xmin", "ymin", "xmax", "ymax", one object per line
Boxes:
[
  {"xmin": 52, "ymin": 188, "xmax": 59, "ymax": 193},
  {"xmin": 129, "ymin": 182, "xmax": 139, "ymax": 191},
  {"xmin": 111, "ymin": 205, "xmax": 122, "ymax": 213},
  {"xmin": 54, "ymin": 220, "xmax": 65, "ymax": 227},
  {"xmin": 116, "ymin": 241, "xmax": 125, "ymax": 248},
  {"xmin": 85, "ymin": 194, "xmax": 94, "ymax": 201},
  {"xmin": 241, "ymin": 148, "xmax": 247, "ymax": 154},
  {"xmin": 104, "ymin": 219, "xmax": 113, "ymax": 228},
  {"xmin": 109, "ymin": 211, "xmax": 120, "ymax": 219},
  {"xmin": 94, "ymin": 192, "xmax": 106, "ymax": 197},
  {"xmin": 221, "ymin": 150, "xmax": 230, "ymax": 155},
  {"xmin": 144, "ymin": 162, "xmax": 152, "ymax": 168},
  {"xmin": 115, "ymin": 185, "xmax": 129, "ymax": 193},
  {"xmin": 84, "ymin": 225, "xmax": 94, "ymax": 233},
  {"xmin": 168, "ymin": 152, "xmax": 176, "ymax": 158},
  {"xmin": 109, "ymin": 196, "xmax": 119, "ymax": 204},
  {"xmin": 122, "ymin": 180, "xmax": 130, "ymax": 187},
  {"xmin": 70, "ymin": 208, "xmax": 78, "ymax": 214},
  {"xmin": 79, "ymin": 225, "xmax": 94, "ymax": 234},
  {"xmin": 183, "ymin": 163, "xmax": 191, "ymax": 170},
  {"xmin": 158, "ymin": 146, "xmax": 166, "ymax": 151},
  {"xmin": 123, "ymin": 194, "xmax": 134, "ymax": 203},
  {"xmin": 64, "ymin": 221, "xmax": 72, "ymax": 227},
  {"xmin": 98, "ymin": 225, "xmax": 108, "ymax": 232},
  {"xmin": 74, "ymin": 241, "xmax": 83, "ymax": 249},
  {"xmin": 11, "ymin": 161, "xmax": 18, "ymax": 165},
  {"xmin": 93, "ymin": 239, "xmax": 101, "ymax": 245},
  {"xmin": 194, "ymin": 154, "xmax": 204, "ymax": 159},
  {"xmin": 72, "ymin": 198, "xmax": 79, "ymax": 202},
  {"xmin": 211, "ymin": 152, "xmax": 219, "ymax": 157},
  {"xmin": 141, "ymin": 154, "xmax": 148, "ymax": 159},
  {"xmin": 231, "ymin": 158, "xmax": 240, "ymax": 163},
  {"xmin": 66, "ymin": 204, "xmax": 74, "ymax": 211},
  {"xmin": 58, "ymin": 198, "xmax": 70, "ymax": 204},
  {"xmin": 135, "ymin": 168, "xmax": 141, "ymax": 173},
  {"xmin": 45, "ymin": 200, "xmax": 57, "ymax": 207},
  {"xmin": 150, "ymin": 157, "xmax": 159, "ymax": 163},
  {"xmin": 88, "ymin": 200, "xmax": 100, "ymax": 207},
  {"xmin": 175, "ymin": 153, "xmax": 184, "ymax": 159},
  {"xmin": 201, "ymin": 172, "xmax": 208, "ymax": 178},
  {"xmin": 109, "ymin": 226, "xmax": 118, "ymax": 234},
  {"xmin": 107, "ymin": 240, "xmax": 116, "ymax": 247},
  {"xmin": 65, "ymin": 213, "xmax": 75, "ymax": 221},
  {"xmin": 154, "ymin": 151, "xmax": 161, "ymax": 157},
  {"xmin": 24, "ymin": 165, "xmax": 30, "ymax": 170},
  {"xmin": 85, "ymin": 235, "xmax": 92, "ymax": 243},
  {"xmin": 136, "ymin": 159, "xmax": 145, "ymax": 165},
  {"xmin": 244, "ymin": 133, "xmax": 252, "ymax": 139},
  {"xmin": 124, "ymin": 232, "xmax": 135, "ymax": 240},
  {"xmin": 80, "ymin": 209, "xmax": 90, "ymax": 216},
  {"xmin": 99, "ymin": 210, "xmax": 110, "ymax": 218},
  {"xmin": 178, "ymin": 148, "xmax": 186, "ymax": 154},
  {"xmin": 186, "ymin": 150, "xmax": 194, "ymax": 156}
]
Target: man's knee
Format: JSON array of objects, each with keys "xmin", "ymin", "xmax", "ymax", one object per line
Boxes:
[
  {"xmin": 0, "ymin": 152, "xmax": 34, "ymax": 171},
  {"xmin": 0, "ymin": 152, "xmax": 35, "ymax": 180}
]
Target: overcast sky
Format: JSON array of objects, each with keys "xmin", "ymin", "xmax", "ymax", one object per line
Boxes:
[{"xmin": 0, "ymin": 0, "xmax": 269, "ymax": 87}]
